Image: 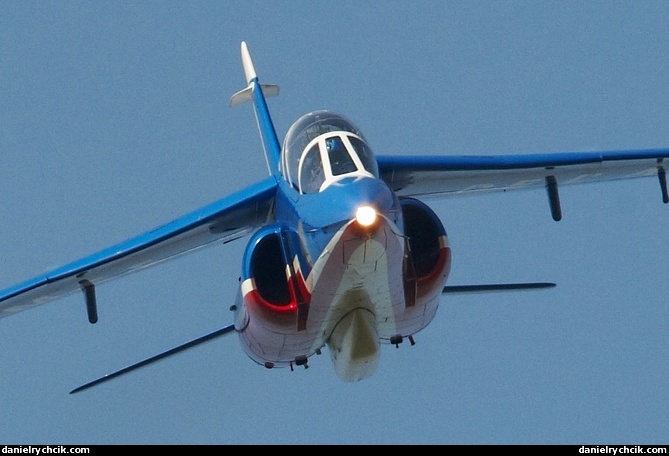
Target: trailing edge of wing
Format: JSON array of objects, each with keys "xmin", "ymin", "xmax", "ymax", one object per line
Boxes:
[
  {"xmin": 378, "ymin": 148, "xmax": 669, "ymax": 199},
  {"xmin": 0, "ymin": 176, "xmax": 278, "ymax": 318}
]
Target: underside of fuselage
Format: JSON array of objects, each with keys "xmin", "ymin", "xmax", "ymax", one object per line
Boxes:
[{"xmin": 311, "ymin": 216, "xmax": 406, "ymax": 381}]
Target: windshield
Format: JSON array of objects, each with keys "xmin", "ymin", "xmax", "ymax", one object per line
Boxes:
[{"xmin": 281, "ymin": 111, "xmax": 379, "ymax": 194}]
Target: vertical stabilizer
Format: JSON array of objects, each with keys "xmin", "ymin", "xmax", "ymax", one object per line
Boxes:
[{"xmin": 230, "ymin": 42, "xmax": 281, "ymax": 176}]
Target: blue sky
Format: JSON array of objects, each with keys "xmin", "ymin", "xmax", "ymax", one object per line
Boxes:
[{"xmin": 1, "ymin": 1, "xmax": 668, "ymax": 444}]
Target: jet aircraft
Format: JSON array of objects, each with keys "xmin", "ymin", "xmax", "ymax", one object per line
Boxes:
[{"xmin": 1, "ymin": 42, "xmax": 667, "ymax": 393}]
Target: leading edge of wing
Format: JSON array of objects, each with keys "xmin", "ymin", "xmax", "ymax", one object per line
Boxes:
[
  {"xmin": 0, "ymin": 176, "xmax": 278, "ymax": 317},
  {"xmin": 377, "ymin": 148, "xmax": 669, "ymax": 197}
]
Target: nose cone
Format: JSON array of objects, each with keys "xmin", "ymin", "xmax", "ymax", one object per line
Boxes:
[{"xmin": 296, "ymin": 176, "xmax": 398, "ymax": 230}]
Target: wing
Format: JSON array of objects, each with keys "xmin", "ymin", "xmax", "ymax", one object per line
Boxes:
[
  {"xmin": 378, "ymin": 148, "xmax": 669, "ymax": 200},
  {"xmin": 0, "ymin": 176, "xmax": 278, "ymax": 319}
]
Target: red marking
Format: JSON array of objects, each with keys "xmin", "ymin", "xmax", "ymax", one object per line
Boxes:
[
  {"xmin": 244, "ymin": 267, "xmax": 311, "ymax": 330},
  {"xmin": 416, "ymin": 246, "xmax": 452, "ymax": 292}
]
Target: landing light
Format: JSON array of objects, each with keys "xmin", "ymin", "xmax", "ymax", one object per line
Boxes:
[{"xmin": 355, "ymin": 206, "xmax": 377, "ymax": 227}]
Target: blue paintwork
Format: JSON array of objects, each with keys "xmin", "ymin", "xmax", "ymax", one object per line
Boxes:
[
  {"xmin": 250, "ymin": 78, "xmax": 282, "ymax": 176},
  {"xmin": 276, "ymin": 177, "xmax": 396, "ymax": 230},
  {"xmin": 270, "ymin": 176, "xmax": 401, "ymax": 271}
]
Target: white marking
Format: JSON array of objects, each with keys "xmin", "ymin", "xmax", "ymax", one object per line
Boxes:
[
  {"xmin": 308, "ymin": 219, "xmax": 401, "ymax": 358},
  {"xmin": 240, "ymin": 41, "xmax": 257, "ymax": 83},
  {"xmin": 241, "ymin": 277, "xmax": 256, "ymax": 297}
]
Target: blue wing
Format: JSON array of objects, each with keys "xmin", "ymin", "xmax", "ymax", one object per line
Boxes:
[
  {"xmin": 0, "ymin": 176, "xmax": 277, "ymax": 318},
  {"xmin": 378, "ymin": 148, "xmax": 669, "ymax": 200}
]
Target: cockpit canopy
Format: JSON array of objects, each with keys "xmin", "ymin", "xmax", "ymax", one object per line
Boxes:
[{"xmin": 281, "ymin": 110, "xmax": 379, "ymax": 194}]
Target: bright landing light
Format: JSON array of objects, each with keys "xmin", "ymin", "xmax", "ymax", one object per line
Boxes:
[{"xmin": 355, "ymin": 205, "xmax": 377, "ymax": 227}]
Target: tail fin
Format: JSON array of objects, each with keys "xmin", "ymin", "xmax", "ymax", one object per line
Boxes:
[
  {"xmin": 230, "ymin": 42, "xmax": 279, "ymax": 106},
  {"xmin": 230, "ymin": 42, "xmax": 282, "ymax": 176}
]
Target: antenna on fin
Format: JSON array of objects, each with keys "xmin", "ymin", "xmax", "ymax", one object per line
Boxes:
[{"xmin": 229, "ymin": 41, "xmax": 282, "ymax": 176}]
